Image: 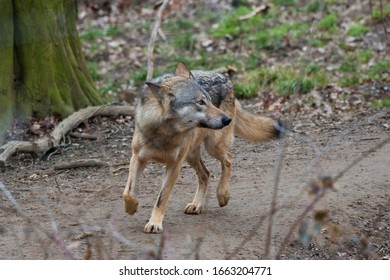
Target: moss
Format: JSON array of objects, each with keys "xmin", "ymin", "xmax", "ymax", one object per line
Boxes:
[
  {"xmin": 10, "ymin": 0, "xmax": 103, "ymax": 119},
  {"xmin": 0, "ymin": 0, "xmax": 15, "ymax": 143}
]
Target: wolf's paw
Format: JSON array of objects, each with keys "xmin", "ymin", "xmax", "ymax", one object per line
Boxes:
[
  {"xmin": 217, "ymin": 191, "xmax": 230, "ymax": 207},
  {"xmin": 184, "ymin": 203, "xmax": 202, "ymax": 214},
  {"xmin": 123, "ymin": 194, "xmax": 138, "ymax": 215},
  {"xmin": 144, "ymin": 222, "xmax": 163, "ymax": 233}
]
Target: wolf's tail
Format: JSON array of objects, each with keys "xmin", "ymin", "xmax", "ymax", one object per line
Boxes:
[{"xmin": 234, "ymin": 100, "xmax": 285, "ymax": 142}]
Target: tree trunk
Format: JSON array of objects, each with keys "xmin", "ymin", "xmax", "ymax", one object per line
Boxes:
[
  {"xmin": 0, "ymin": 0, "xmax": 103, "ymax": 144},
  {"xmin": 0, "ymin": 0, "xmax": 15, "ymax": 145}
]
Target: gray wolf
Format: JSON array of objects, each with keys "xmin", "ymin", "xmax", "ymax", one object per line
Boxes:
[{"xmin": 123, "ymin": 62, "xmax": 283, "ymax": 233}]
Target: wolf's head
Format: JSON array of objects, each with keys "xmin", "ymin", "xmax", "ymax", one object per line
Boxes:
[{"xmin": 144, "ymin": 62, "xmax": 231, "ymax": 132}]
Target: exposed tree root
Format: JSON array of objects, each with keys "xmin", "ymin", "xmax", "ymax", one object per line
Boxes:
[{"xmin": 0, "ymin": 105, "xmax": 134, "ymax": 168}]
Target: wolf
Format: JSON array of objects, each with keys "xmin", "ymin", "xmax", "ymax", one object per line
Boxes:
[{"xmin": 123, "ymin": 62, "xmax": 283, "ymax": 233}]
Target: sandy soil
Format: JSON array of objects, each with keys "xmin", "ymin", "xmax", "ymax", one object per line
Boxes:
[{"xmin": 0, "ymin": 109, "xmax": 389, "ymax": 260}]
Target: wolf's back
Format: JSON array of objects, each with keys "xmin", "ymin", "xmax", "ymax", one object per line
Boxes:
[{"xmin": 192, "ymin": 70, "xmax": 282, "ymax": 142}]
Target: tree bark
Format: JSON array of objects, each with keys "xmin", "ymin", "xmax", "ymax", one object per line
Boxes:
[
  {"xmin": 0, "ymin": 0, "xmax": 15, "ymax": 145},
  {"xmin": 0, "ymin": 0, "xmax": 103, "ymax": 144}
]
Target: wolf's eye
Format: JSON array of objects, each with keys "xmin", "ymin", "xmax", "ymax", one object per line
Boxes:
[{"xmin": 197, "ymin": 100, "xmax": 206, "ymax": 106}]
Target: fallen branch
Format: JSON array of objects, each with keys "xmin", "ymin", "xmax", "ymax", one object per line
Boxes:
[
  {"xmin": 54, "ymin": 159, "xmax": 108, "ymax": 170},
  {"xmin": 238, "ymin": 4, "xmax": 269, "ymax": 20},
  {"xmin": 69, "ymin": 132, "xmax": 98, "ymax": 140},
  {"xmin": 0, "ymin": 105, "xmax": 134, "ymax": 167}
]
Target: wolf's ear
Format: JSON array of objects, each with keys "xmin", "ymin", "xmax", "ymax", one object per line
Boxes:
[
  {"xmin": 175, "ymin": 62, "xmax": 192, "ymax": 78},
  {"xmin": 146, "ymin": 81, "xmax": 161, "ymax": 96},
  {"xmin": 146, "ymin": 81, "xmax": 174, "ymax": 100}
]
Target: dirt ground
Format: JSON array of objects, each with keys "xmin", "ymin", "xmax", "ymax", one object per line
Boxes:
[{"xmin": 0, "ymin": 107, "xmax": 388, "ymax": 260}]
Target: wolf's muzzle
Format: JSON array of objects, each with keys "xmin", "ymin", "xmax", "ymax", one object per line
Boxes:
[{"xmin": 222, "ymin": 116, "xmax": 232, "ymax": 127}]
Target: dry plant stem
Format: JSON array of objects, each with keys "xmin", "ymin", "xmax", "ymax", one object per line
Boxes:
[
  {"xmin": 333, "ymin": 136, "xmax": 390, "ymax": 182},
  {"xmin": 264, "ymin": 1, "xmax": 326, "ymax": 258},
  {"xmin": 228, "ymin": 124, "xmax": 388, "ymax": 259},
  {"xmin": 146, "ymin": 0, "xmax": 171, "ymax": 81},
  {"xmin": 264, "ymin": 137, "xmax": 287, "ymax": 258},
  {"xmin": 274, "ymin": 136, "xmax": 390, "ymax": 259},
  {"xmin": 282, "ymin": 110, "xmax": 388, "ymax": 208},
  {"xmin": 0, "ymin": 105, "xmax": 134, "ymax": 167},
  {"xmin": 275, "ymin": 189, "xmax": 326, "ymax": 259},
  {"xmin": 0, "ymin": 181, "xmax": 75, "ymax": 259},
  {"xmin": 226, "ymin": 212, "xmax": 269, "ymax": 260}
]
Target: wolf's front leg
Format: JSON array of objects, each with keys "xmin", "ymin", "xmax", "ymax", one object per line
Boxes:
[
  {"xmin": 144, "ymin": 159, "xmax": 184, "ymax": 233},
  {"xmin": 123, "ymin": 154, "xmax": 146, "ymax": 215}
]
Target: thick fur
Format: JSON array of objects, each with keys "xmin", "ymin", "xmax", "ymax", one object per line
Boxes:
[{"xmin": 123, "ymin": 62, "xmax": 282, "ymax": 233}]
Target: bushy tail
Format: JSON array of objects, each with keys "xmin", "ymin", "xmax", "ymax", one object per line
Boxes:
[{"xmin": 234, "ymin": 100, "xmax": 284, "ymax": 142}]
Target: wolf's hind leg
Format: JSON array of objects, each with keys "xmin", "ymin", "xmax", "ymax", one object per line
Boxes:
[
  {"xmin": 213, "ymin": 150, "xmax": 232, "ymax": 207},
  {"xmin": 205, "ymin": 130, "xmax": 234, "ymax": 207},
  {"xmin": 184, "ymin": 147, "xmax": 210, "ymax": 214}
]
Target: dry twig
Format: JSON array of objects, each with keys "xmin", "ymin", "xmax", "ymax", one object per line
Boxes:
[
  {"xmin": 146, "ymin": 0, "xmax": 171, "ymax": 80},
  {"xmin": 274, "ymin": 136, "xmax": 390, "ymax": 259}
]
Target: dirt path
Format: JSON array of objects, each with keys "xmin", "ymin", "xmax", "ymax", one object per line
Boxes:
[{"xmin": 0, "ymin": 110, "xmax": 389, "ymax": 260}]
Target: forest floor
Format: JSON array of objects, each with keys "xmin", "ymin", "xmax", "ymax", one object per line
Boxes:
[
  {"xmin": 0, "ymin": 106, "xmax": 388, "ymax": 260},
  {"xmin": 0, "ymin": 0, "xmax": 389, "ymax": 259}
]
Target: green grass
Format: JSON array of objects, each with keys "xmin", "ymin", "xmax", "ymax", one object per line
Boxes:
[
  {"xmin": 339, "ymin": 61, "xmax": 357, "ymax": 73},
  {"xmin": 370, "ymin": 98, "xmax": 390, "ymax": 108},
  {"xmin": 347, "ymin": 24, "xmax": 369, "ymax": 37},
  {"xmin": 211, "ymin": 6, "xmax": 266, "ymax": 38},
  {"xmin": 163, "ymin": 18, "xmax": 196, "ymax": 50},
  {"xmin": 131, "ymin": 69, "xmax": 148, "ymax": 83},
  {"xmin": 355, "ymin": 49, "xmax": 373, "ymax": 64},
  {"xmin": 318, "ymin": 12, "xmax": 338, "ymax": 33},
  {"xmin": 100, "ymin": 79, "xmax": 119, "ymax": 95},
  {"xmin": 305, "ymin": 0, "xmax": 321, "ymax": 12},
  {"xmin": 234, "ymin": 80, "xmax": 259, "ymax": 98},
  {"xmin": 87, "ymin": 62, "xmax": 103, "ymax": 80},
  {"xmin": 310, "ymin": 38, "xmax": 327, "ymax": 47},
  {"xmin": 253, "ymin": 22, "xmax": 309, "ymax": 49},
  {"xmin": 234, "ymin": 64, "xmax": 328, "ymax": 98},
  {"xmin": 367, "ymin": 60, "xmax": 390, "ymax": 79},
  {"xmin": 272, "ymin": 0, "xmax": 296, "ymax": 6},
  {"xmin": 371, "ymin": 5, "xmax": 390, "ymax": 21},
  {"xmin": 173, "ymin": 33, "xmax": 194, "ymax": 50},
  {"xmin": 338, "ymin": 76, "xmax": 360, "ymax": 87},
  {"xmin": 80, "ymin": 1, "xmax": 388, "ymax": 100},
  {"xmin": 80, "ymin": 24, "xmax": 124, "ymax": 41}
]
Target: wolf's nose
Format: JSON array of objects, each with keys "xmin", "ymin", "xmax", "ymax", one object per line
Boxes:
[{"xmin": 222, "ymin": 116, "xmax": 232, "ymax": 126}]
